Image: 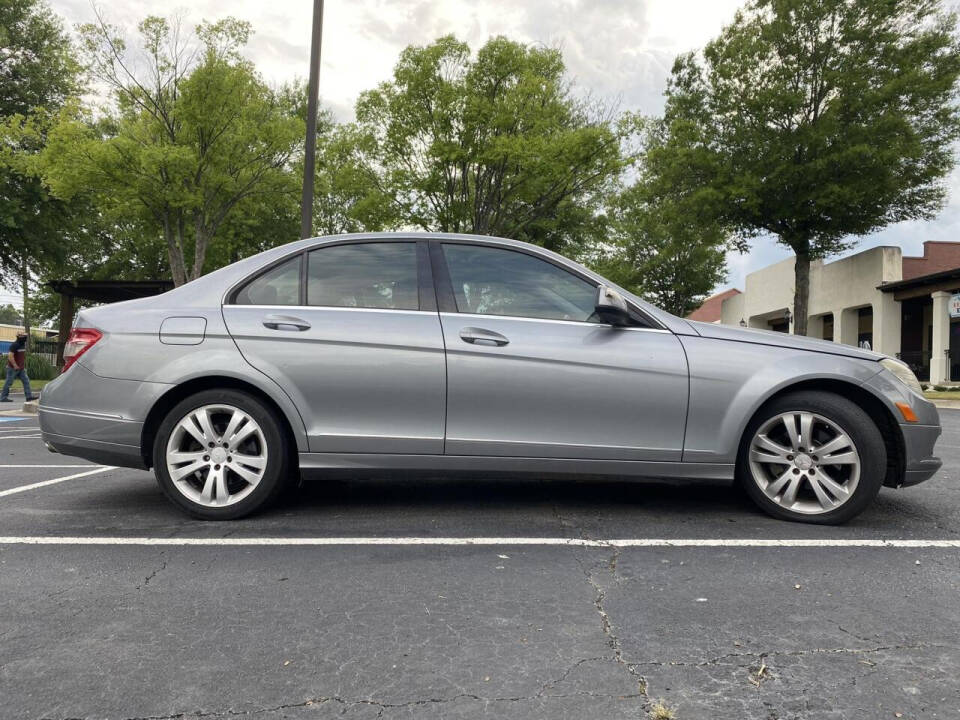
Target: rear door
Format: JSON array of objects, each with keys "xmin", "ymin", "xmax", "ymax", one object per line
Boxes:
[
  {"xmin": 222, "ymin": 240, "xmax": 446, "ymax": 454},
  {"xmin": 433, "ymin": 241, "xmax": 689, "ymax": 461}
]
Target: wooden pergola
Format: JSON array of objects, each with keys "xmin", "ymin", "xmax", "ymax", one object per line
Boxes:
[{"xmin": 47, "ymin": 280, "xmax": 174, "ymax": 366}]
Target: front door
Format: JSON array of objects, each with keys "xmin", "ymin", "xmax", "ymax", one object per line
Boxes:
[
  {"xmin": 222, "ymin": 240, "xmax": 446, "ymax": 454},
  {"xmin": 433, "ymin": 242, "xmax": 689, "ymax": 461}
]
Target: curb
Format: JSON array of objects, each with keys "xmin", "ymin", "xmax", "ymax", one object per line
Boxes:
[{"xmin": 930, "ymin": 399, "xmax": 960, "ymax": 410}]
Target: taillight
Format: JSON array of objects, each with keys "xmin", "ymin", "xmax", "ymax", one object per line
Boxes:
[{"xmin": 61, "ymin": 328, "xmax": 103, "ymax": 373}]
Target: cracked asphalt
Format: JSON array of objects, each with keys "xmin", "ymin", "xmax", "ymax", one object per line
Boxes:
[{"xmin": 0, "ymin": 406, "xmax": 958, "ymax": 719}]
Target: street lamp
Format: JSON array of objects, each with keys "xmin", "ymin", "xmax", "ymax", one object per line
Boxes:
[{"xmin": 300, "ymin": 0, "xmax": 325, "ymax": 239}]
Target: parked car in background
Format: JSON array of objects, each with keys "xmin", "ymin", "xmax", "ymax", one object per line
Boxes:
[{"xmin": 39, "ymin": 233, "xmax": 941, "ymax": 523}]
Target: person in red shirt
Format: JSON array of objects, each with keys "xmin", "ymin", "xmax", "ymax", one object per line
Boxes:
[{"xmin": 1, "ymin": 331, "xmax": 37, "ymax": 402}]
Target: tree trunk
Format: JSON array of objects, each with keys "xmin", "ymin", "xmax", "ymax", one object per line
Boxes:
[
  {"xmin": 191, "ymin": 217, "xmax": 209, "ymax": 283},
  {"xmin": 164, "ymin": 216, "xmax": 188, "ymax": 287},
  {"xmin": 20, "ymin": 255, "xmax": 30, "ymax": 340},
  {"xmin": 56, "ymin": 291, "xmax": 74, "ymax": 369},
  {"xmin": 793, "ymin": 249, "xmax": 811, "ymax": 336}
]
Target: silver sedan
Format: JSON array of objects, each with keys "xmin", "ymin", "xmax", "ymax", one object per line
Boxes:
[{"xmin": 39, "ymin": 233, "xmax": 942, "ymax": 523}]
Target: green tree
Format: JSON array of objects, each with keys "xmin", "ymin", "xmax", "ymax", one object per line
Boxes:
[
  {"xmin": 27, "ymin": 215, "xmax": 170, "ymax": 329},
  {"xmin": 0, "ymin": 304, "xmax": 23, "ymax": 324},
  {"xmin": 663, "ymin": 0, "xmax": 960, "ymax": 335},
  {"xmin": 42, "ymin": 13, "xmax": 303, "ymax": 286},
  {"xmin": 310, "ymin": 120, "xmax": 398, "ymax": 235},
  {"xmin": 588, "ymin": 116, "xmax": 734, "ymax": 317},
  {"xmin": 0, "ymin": 0, "xmax": 81, "ymax": 335},
  {"xmin": 353, "ymin": 35, "xmax": 629, "ymax": 253},
  {"xmin": 594, "ymin": 190, "xmax": 730, "ymax": 318}
]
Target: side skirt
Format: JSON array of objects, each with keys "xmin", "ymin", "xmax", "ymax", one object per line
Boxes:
[{"xmin": 298, "ymin": 453, "xmax": 734, "ymax": 480}]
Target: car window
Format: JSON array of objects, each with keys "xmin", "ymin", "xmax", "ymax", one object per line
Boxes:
[
  {"xmin": 234, "ymin": 255, "xmax": 302, "ymax": 306},
  {"xmin": 442, "ymin": 244, "xmax": 599, "ymax": 322},
  {"xmin": 308, "ymin": 242, "xmax": 419, "ymax": 310}
]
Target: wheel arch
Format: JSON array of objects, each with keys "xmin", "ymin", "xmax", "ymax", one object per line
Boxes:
[
  {"xmin": 740, "ymin": 378, "xmax": 904, "ymax": 488},
  {"xmin": 140, "ymin": 375, "xmax": 303, "ymax": 470}
]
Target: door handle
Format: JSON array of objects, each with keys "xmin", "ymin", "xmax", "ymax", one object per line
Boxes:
[
  {"xmin": 262, "ymin": 314, "xmax": 311, "ymax": 331},
  {"xmin": 460, "ymin": 327, "xmax": 509, "ymax": 346}
]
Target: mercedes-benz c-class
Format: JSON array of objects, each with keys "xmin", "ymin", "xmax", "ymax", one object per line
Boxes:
[{"xmin": 38, "ymin": 233, "xmax": 941, "ymax": 523}]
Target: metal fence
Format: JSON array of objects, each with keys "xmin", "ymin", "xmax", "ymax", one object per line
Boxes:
[{"xmin": 30, "ymin": 339, "xmax": 58, "ymax": 367}]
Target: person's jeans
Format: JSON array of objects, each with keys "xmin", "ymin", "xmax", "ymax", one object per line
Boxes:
[{"xmin": 0, "ymin": 367, "xmax": 32, "ymax": 400}]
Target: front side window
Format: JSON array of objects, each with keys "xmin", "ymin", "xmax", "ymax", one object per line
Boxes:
[
  {"xmin": 307, "ymin": 242, "xmax": 419, "ymax": 310},
  {"xmin": 234, "ymin": 255, "xmax": 302, "ymax": 305},
  {"xmin": 442, "ymin": 244, "xmax": 598, "ymax": 322}
]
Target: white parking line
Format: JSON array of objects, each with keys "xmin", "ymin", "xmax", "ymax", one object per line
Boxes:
[
  {"xmin": 0, "ymin": 465, "xmax": 100, "ymax": 468},
  {"xmin": 0, "ymin": 536, "xmax": 957, "ymax": 547},
  {"xmin": 0, "ymin": 435, "xmax": 41, "ymax": 440},
  {"xmin": 0, "ymin": 466, "xmax": 114, "ymax": 498}
]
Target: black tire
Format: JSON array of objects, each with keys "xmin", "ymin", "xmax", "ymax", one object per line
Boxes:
[
  {"xmin": 152, "ymin": 389, "xmax": 290, "ymax": 520},
  {"xmin": 736, "ymin": 391, "xmax": 886, "ymax": 525}
]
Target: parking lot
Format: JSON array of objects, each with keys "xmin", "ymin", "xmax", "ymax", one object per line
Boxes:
[{"xmin": 1, "ymin": 395, "xmax": 958, "ymax": 719}]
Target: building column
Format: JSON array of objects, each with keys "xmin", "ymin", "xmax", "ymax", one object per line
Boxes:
[
  {"xmin": 930, "ymin": 291, "xmax": 951, "ymax": 384},
  {"xmin": 834, "ymin": 308, "xmax": 859, "ymax": 346},
  {"xmin": 873, "ymin": 294, "xmax": 901, "ymax": 357}
]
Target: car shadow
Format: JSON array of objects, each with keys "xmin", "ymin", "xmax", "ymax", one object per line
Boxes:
[
  {"xmin": 282, "ymin": 473, "xmax": 749, "ymax": 515},
  {"xmin": 41, "ymin": 470, "xmax": 953, "ymax": 536}
]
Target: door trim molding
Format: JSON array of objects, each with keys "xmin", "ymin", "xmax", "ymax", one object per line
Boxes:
[{"xmin": 299, "ymin": 452, "xmax": 733, "ymax": 480}]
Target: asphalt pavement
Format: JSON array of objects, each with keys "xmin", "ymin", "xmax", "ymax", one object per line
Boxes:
[{"xmin": 0, "ymin": 397, "xmax": 958, "ymax": 719}]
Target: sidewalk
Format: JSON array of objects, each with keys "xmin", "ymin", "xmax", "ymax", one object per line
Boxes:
[{"xmin": 0, "ymin": 390, "xmax": 40, "ymax": 415}]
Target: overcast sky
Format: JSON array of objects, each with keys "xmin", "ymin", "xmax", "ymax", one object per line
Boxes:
[{"xmin": 4, "ymin": 0, "xmax": 957, "ymax": 309}]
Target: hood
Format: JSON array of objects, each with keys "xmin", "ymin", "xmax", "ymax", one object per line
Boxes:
[{"xmin": 684, "ymin": 320, "xmax": 885, "ymax": 362}]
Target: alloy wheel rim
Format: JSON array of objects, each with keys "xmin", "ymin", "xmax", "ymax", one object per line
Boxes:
[
  {"xmin": 748, "ymin": 411, "xmax": 860, "ymax": 515},
  {"xmin": 165, "ymin": 404, "xmax": 268, "ymax": 508}
]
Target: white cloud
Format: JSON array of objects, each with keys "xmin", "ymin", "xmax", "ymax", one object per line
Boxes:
[{"xmin": 51, "ymin": 0, "xmax": 743, "ymax": 118}]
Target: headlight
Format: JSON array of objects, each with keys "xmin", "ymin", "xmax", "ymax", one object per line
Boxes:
[{"xmin": 880, "ymin": 357, "xmax": 923, "ymax": 395}]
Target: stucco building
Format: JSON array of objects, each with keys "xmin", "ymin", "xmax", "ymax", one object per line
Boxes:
[{"xmin": 698, "ymin": 241, "xmax": 960, "ymax": 384}]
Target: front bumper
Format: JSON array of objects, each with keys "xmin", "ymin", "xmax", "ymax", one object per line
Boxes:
[
  {"xmin": 899, "ymin": 422, "xmax": 942, "ymax": 486},
  {"xmin": 864, "ymin": 370, "xmax": 942, "ymax": 488}
]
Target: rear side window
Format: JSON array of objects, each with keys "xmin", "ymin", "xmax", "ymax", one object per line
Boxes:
[
  {"xmin": 442, "ymin": 244, "xmax": 598, "ymax": 322},
  {"xmin": 234, "ymin": 256, "xmax": 302, "ymax": 305},
  {"xmin": 307, "ymin": 243, "xmax": 419, "ymax": 310}
]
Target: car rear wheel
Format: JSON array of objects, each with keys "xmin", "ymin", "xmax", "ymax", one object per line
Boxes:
[
  {"xmin": 153, "ymin": 389, "xmax": 290, "ymax": 520},
  {"xmin": 736, "ymin": 391, "xmax": 886, "ymax": 524}
]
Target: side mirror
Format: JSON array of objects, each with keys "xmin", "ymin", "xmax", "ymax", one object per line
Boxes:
[{"xmin": 595, "ymin": 285, "xmax": 631, "ymax": 327}]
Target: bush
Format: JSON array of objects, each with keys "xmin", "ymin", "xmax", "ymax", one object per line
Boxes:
[
  {"xmin": 0, "ymin": 352, "xmax": 57, "ymax": 380},
  {"xmin": 25, "ymin": 353, "xmax": 56, "ymax": 380}
]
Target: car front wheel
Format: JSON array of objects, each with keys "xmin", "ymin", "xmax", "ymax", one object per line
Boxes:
[
  {"xmin": 153, "ymin": 389, "xmax": 290, "ymax": 520},
  {"xmin": 737, "ymin": 391, "xmax": 886, "ymax": 524}
]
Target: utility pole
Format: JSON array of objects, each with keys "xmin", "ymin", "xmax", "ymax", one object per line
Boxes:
[{"xmin": 300, "ymin": 0, "xmax": 325, "ymax": 239}]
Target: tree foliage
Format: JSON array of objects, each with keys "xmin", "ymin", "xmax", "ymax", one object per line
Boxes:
[
  {"xmin": 0, "ymin": 0, "xmax": 77, "ymax": 116},
  {"xmin": 663, "ymin": 0, "xmax": 960, "ymax": 334},
  {"xmin": 310, "ymin": 119, "xmax": 397, "ymax": 235},
  {"xmin": 352, "ymin": 35, "xmax": 630, "ymax": 253},
  {"xmin": 0, "ymin": 0, "xmax": 81, "ymax": 328},
  {"xmin": 42, "ymin": 13, "xmax": 303, "ymax": 286},
  {"xmin": 589, "ymin": 116, "xmax": 734, "ymax": 317},
  {"xmin": 0, "ymin": 303, "xmax": 22, "ymax": 324}
]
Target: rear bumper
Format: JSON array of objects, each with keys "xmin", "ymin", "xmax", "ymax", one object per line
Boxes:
[
  {"xmin": 38, "ymin": 362, "xmax": 172, "ymax": 470},
  {"xmin": 42, "ymin": 430, "xmax": 147, "ymax": 469}
]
